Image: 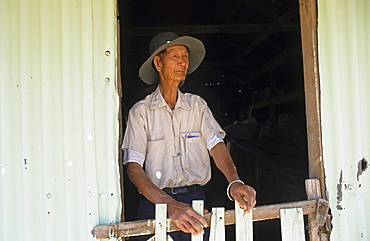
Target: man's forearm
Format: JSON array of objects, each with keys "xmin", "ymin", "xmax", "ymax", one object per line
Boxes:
[
  {"xmin": 210, "ymin": 142, "xmax": 240, "ymax": 183},
  {"xmin": 210, "ymin": 142, "xmax": 257, "ymax": 212},
  {"xmin": 126, "ymin": 162, "xmax": 174, "ymax": 204}
]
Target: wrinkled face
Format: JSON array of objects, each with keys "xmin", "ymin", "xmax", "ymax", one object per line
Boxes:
[{"xmin": 154, "ymin": 45, "xmax": 189, "ymax": 84}]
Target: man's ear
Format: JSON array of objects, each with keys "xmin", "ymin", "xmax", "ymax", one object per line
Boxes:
[{"xmin": 153, "ymin": 56, "xmax": 161, "ymax": 72}]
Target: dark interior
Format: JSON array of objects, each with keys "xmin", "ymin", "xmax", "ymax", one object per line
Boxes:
[{"xmin": 118, "ymin": 1, "xmax": 309, "ymax": 240}]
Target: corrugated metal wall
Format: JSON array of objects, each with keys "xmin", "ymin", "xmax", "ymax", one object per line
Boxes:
[
  {"xmin": 318, "ymin": 0, "xmax": 370, "ymax": 240},
  {"xmin": 0, "ymin": 0, "xmax": 121, "ymax": 240}
]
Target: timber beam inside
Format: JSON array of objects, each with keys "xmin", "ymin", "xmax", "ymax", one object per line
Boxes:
[{"xmin": 122, "ymin": 23, "xmax": 299, "ymax": 37}]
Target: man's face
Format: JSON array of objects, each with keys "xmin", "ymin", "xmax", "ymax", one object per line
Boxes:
[{"xmin": 155, "ymin": 45, "xmax": 189, "ymax": 83}]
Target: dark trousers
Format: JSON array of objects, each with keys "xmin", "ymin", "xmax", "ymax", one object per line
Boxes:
[{"xmin": 136, "ymin": 189, "xmax": 210, "ymax": 241}]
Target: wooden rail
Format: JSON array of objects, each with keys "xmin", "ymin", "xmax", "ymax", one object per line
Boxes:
[{"xmin": 92, "ymin": 199, "xmax": 327, "ymax": 239}]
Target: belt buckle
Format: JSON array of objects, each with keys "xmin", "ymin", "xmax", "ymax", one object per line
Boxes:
[{"xmin": 171, "ymin": 187, "xmax": 177, "ymax": 194}]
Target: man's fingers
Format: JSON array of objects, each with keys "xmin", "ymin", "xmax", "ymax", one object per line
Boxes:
[
  {"xmin": 188, "ymin": 214, "xmax": 207, "ymax": 233},
  {"xmin": 168, "ymin": 202, "xmax": 207, "ymax": 235},
  {"xmin": 177, "ymin": 218, "xmax": 205, "ymax": 236},
  {"xmin": 194, "ymin": 213, "xmax": 208, "ymax": 228},
  {"xmin": 231, "ymin": 184, "xmax": 257, "ymax": 213}
]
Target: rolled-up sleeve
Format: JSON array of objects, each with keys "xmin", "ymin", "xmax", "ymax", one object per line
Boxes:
[
  {"xmin": 123, "ymin": 149, "xmax": 145, "ymax": 166},
  {"xmin": 121, "ymin": 103, "xmax": 148, "ymax": 157},
  {"xmin": 201, "ymin": 102, "xmax": 226, "ymax": 145},
  {"xmin": 206, "ymin": 132, "xmax": 224, "ymax": 150}
]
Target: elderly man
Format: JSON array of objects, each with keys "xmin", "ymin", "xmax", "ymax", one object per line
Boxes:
[{"xmin": 122, "ymin": 32, "xmax": 256, "ymax": 241}]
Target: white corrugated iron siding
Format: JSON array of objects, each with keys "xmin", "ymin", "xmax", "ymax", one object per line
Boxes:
[
  {"xmin": 318, "ymin": 0, "xmax": 370, "ymax": 240},
  {"xmin": 0, "ymin": 0, "xmax": 121, "ymax": 240}
]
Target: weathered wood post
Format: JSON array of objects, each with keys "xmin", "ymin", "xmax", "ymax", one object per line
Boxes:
[{"xmin": 305, "ymin": 179, "xmax": 330, "ymax": 241}]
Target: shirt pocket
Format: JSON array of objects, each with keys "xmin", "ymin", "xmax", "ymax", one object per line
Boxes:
[
  {"xmin": 147, "ymin": 133, "xmax": 165, "ymax": 153},
  {"xmin": 148, "ymin": 133, "xmax": 165, "ymax": 142},
  {"xmin": 180, "ymin": 132, "xmax": 207, "ymax": 169}
]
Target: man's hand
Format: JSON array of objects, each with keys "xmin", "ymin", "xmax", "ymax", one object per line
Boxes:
[
  {"xmin": 230, "ymin": 182, "xmax": 256, "ymax": 213},
  {"xmin": 126, "ymin": 163, "xmax": 208, "ymax": 235},
  {"xmin": 210, "ymin": 142, "xmax": 257, "ymax": 213},
  {"xmin": 167, "ymin": 200, "xmax": 208, "ymax": 236}
]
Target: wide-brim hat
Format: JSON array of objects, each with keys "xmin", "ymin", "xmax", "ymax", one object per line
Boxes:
[{"xmin": 139, "ymin": 32, "xmax": 206, "ymax": 85}]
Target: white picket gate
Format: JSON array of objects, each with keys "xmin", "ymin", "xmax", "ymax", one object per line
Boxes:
[
  {"xmin": 148, "ymin": 201, "xmax": 304, "ymax": 241},
  {"xmin": 91, "ymin": 179, "xmax": 330, "ymax": 241}
]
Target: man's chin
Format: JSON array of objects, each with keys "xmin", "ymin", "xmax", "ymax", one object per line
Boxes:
[{"xmin": 174, "ymin": 76, "xmax": 186, "ymax": 82}]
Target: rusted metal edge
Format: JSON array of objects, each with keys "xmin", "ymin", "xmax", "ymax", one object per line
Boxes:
[{"xmin": 91, "ymin": 199, "xmax": 323, "ymax": 239}]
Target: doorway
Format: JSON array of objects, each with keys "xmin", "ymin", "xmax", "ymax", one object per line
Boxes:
[{"xmin": 117, "ymin": 1, "xmax": 318, "ymax": 240}]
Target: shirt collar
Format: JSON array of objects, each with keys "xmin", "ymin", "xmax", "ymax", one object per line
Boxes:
[{"xmin": 149, "ymin": 85, "xmax": 192, "ymax": 111}]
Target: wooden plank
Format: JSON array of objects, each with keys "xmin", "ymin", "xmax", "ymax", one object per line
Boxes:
[
  {"xmin": 235, "ymin": 202, "xmax": 253, "ymax": 241},
  {"xmin": 192, "ymin": 200, "xmax": 204, "ymax": 241},
  {"xmin": 91, "ymin": 199, "xmax": 319, "ymax": 239},
  {"xmin": 209, "ymin": 208, "xmax": 225, "ymax": 241},
  {"xmin": 249, "ymin": 199, "xmax": 317, "ymax": 222},
  {"xmin": 121, "ymin": 23, "xmax": 299, "ymax": 37},
  {"xmin": 280, "ymin": 208, "xmax": 305, "ymax": 241},
  {"xmin": 305, "ymin": 179, "xmax": 321, "ymax": 200},
  {"xmin": 298, "ymin": 0, "xmax": 327, "ymax": 199}
]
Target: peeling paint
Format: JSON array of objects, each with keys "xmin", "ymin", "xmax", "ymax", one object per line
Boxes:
[
  {"xmin": 336, "ymin": 205, "xmax": 343, "ymax": 210},
  {"xmin": 336, "ymin": 170, "xmax": 343, "ymax": 202},
  {"xmin": 357, "ymin": 158, "xmax": 368, "ymax": 181},
  {"xmin": 336, "ymin": 170, "xmax": 344, "ymax": 210}
]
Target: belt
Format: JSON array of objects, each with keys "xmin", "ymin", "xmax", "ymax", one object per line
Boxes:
[{"xmin": 162, "ymin": 184, "xmax": 201, "ymax": 195}]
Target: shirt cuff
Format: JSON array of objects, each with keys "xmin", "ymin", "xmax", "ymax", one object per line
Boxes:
[
  {"xmin": 206, "ymin": 132, "xmax": 224, "ymax": 150},
  {"xmin": 123, "ymin": 149, "xmax": 145, "ymax": 167}
]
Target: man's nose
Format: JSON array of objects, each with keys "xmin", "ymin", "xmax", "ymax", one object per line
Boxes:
[{"xmin": 177, "ymin": 57, "xmax": 187, "ymax": 65}]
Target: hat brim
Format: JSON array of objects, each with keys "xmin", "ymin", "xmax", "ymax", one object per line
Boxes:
[{"xmin": 139, "ymin": 36, "xmax": 205, "ymax": 85}]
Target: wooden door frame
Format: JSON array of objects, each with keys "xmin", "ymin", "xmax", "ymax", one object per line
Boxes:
[
  {"xmin": 298, "ymin": 0, "xmax": 326, "ymax": 198},
  {"xmin": 116, "ymin": 0, "xmax": 328, "ymax": 221}
]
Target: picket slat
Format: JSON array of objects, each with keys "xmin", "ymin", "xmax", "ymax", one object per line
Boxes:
[
  {"xmin": 209, "ymin": 208, "xmax": 225, "ymax": 241},
  {"xmin": 280, "ymin": 208, "xmax": 305, "ymax": 241},
  {"xmin": 154, "ymin": 204, "xmax": 167, "ymax": 241},
  {"xmin": 235, "ymin": 202, "xmax": 253, "ymax": 241},
  {"xmin": 192, "ymin": 200, "xmax": 204, "ymax": 241}
]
